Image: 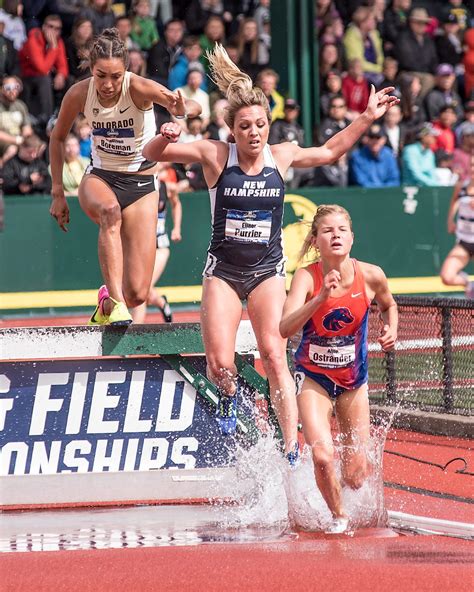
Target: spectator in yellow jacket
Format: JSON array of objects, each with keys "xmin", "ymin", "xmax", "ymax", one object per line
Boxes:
[{"xmin": 343, "ymin": 6, "xmax": 384, "ymax": 86}]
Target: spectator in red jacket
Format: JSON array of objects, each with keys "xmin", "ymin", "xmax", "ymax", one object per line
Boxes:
[
  {"xmin": 19, "ymin": 14, "xmax": 68, "ymax": 124},
  {"xmin": 341, "ymin": 58, "xmax": 370, "ymax": 120},
  {"xmin": 432, "ymin": 105, "xmax": 458, "ymax": 154}
]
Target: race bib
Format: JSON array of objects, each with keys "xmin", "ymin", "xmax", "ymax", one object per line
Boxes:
[
  {"xmin": 308, "ymin": 335, "xmax": 356, "ymax": 369},
  {"xmin": 94, "ymin": 126, "xmax": 135, "ymax": 157},
  {"xmin": 457, "ymin": 217, "xmax": 474, "ymax": 236},
  {"xmin": 225, "ymin": 209, "xmax": 272, "ymax": 244}
]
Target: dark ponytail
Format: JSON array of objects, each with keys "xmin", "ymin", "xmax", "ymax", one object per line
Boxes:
[{"xmin": 88, "ymin": 28, "xmax": 129, "ymax": 69}]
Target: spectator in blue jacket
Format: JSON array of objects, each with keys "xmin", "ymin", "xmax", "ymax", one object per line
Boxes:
[
  {"xmin": 401, "ymin": 123, "xmax": 440, "ymax": 186},
  {"xmin": 168, "ymin": 35, "xmax": 208, "ymax": 92},
  {"xmin": 349, "ymin": 124, "xmax": 400, "ymax": 187}
]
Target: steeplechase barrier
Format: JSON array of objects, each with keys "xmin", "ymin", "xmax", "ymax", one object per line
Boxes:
[{"xmin": 0, "ymin": 321, "xmax": 275, "ymax": 509}]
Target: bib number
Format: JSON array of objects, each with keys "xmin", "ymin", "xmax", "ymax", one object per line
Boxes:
[
  {"xmin": 308, "ymin": 335, "xmax": 356, "ymax": 369},
  {"xmin": 94, "ymin": 127, "xmax": 135, "ymax": 157},
  {"xmin": 225, "ymin": 209, "xmax": 272, "ymax": 245},
  {"xmin": 457, "ymin": 218, "xmax": 474, "ymax": 236}
]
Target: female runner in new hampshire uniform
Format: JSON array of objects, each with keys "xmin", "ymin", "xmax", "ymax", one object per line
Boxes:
[
  {"xmin": 440, "ymin": 156, "xmax": 474, "ymax": 299},
  {"xmin": 142, "ymin": 45, "xmax": 398, "ymax": 460},
  {"xmin": 280, "ymin": 205, "xmax": 398, "ymax": 533},
  {"xmin": 49, "ymin": 28, "xmax": 199, "ymax": 325}
]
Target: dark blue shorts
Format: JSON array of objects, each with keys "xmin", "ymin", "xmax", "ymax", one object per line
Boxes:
[
  {"xmin": 294, "ymin": 365, "xmax": 347, "ymax": 399},
  {"xmin": 203, "ymin": 253, "xmax": 286, "ymax": 300},
  {"xmin": 458, "ymin": 239, "xmax": 474, "ymax": 258}
]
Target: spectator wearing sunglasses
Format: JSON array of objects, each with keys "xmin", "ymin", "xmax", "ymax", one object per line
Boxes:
[
  {"xmin": 19, "ymin": 14, "xmax": 69, "ymax": 125},
  {"xmin": 0, "ymin": 76, "xmax": 33, "ymax": 164},
  {"xmin": 317, "ymin": 96, "xmax": 350, "ymax": 145}
]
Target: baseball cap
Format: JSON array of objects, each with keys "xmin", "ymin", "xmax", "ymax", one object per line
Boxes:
[
  {"xmin": 436, "ymin": 63, "xmax": 454, "ymax": 77},
  {"xmin": 366, "ymin": 124, "xmax": 385, "ymax": 139},
  {"xmin": 441, "ymin": 12, "xmax": 458, "ymax": 25},
  {"xmin": 418, "ymin": 123, "xmax": 441, "ymax": 137},
  {"xmin": 284, "ymin": 98, "xmax": 300, "ymax": 109}
]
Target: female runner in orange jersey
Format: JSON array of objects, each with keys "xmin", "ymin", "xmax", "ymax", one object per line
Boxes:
[{"xmin": 280, "ymin": 204, "xmax": 398, "ymax": 533}]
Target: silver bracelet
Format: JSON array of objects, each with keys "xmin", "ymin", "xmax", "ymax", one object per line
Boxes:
[{"xmin": 174, "ymin": 114, "xmax": 186, "ymax": 120}]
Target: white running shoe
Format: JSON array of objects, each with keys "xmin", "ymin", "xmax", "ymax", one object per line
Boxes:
[{"xmin": 325, "ymin": 516, "xmax": 349, "ymax": 534}]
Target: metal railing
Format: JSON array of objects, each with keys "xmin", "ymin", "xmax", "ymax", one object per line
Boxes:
[{"xmin": 368, "ymin": 296, "xmax": 474, "ymax": 416}]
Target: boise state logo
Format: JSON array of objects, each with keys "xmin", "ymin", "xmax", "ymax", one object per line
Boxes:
[{"xmin": 322, "ymin": 307, "xmax": 354, "ymax": 331}]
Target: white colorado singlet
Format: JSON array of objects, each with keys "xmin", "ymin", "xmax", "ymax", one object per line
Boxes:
[
  {"xmin": 456, "ymin": 195, "xmax": 474, "ymax": 244},
  {"xmin": 83, "ymin": 71, "xmax": 156, "ymax": 172}
]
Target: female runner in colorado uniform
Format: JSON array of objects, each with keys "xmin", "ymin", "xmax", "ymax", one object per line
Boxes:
[
  {"xmin": 141, "ymin": 44, "xmax": 398, "ymax": 462},
  {"xmin": 49, "ymin": 28, "xmax": 199, "ymax": 325},
  {"xmin": 280, "ymin": 205, "xmax": 398, "ymax": 533}
]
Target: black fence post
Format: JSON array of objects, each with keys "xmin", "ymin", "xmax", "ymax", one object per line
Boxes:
[
  {"xmin": 385, "ymin": 349, "xmax": 397, "ymax": 405},
  {"xmin": 441, "ymin": 306, "xmax": 454, "ymax": 412}
]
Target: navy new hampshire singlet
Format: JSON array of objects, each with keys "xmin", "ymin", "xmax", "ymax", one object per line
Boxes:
[{"xmin": 207, "ymin": 143, "xmax": 285, "ymax": 269}]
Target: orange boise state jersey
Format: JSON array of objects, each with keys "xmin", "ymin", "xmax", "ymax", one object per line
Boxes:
[{"xmin": 294, "ymin": 259, "xmax": 371, "ymax": 389}]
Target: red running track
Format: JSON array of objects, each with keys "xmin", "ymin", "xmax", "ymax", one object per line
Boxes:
[{"xmin": 1, "ymin": 531, "xmax": 473, "ymax": 592}]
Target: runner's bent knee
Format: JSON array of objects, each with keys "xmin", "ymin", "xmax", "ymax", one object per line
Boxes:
[
  {"xmin": 343, "ymin": 466, "xmax": 366, "ymax": 490},
  {"xmin": 342, "ymin": 455, "xmax": 367, "ymax": 489},
  {"xmin": 123, "ymin": 285, "xmax": 148, "ymax": 308},
  {"xmin": 98, "ymin": 202, "xmax": 121, "ymax": 228},
  {"xmin": 259, "ymin": 345, "xmax": 286, "ymax": 361},
  {"xmin": 310, "ymin": 442, "xmax": 335, "ymax": 468},
  {"xmin": 206, "ymin": 357, "xmax": 236, "ymax": 385}
]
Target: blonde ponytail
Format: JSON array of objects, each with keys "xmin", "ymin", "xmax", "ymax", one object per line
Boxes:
[
  {"xmin": 206, "ymin": 43, "xmax": 271, "ymax": 127},
  {"xmin": 299, "ymin": 224, "xmax": 320, "ymax": 263}
]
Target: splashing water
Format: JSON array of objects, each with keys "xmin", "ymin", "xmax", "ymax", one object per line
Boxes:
[{"xmin": 212, "ymin": 398, "xmax": 401, "ymax": 534}]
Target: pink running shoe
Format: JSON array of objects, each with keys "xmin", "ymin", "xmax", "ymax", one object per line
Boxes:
[{"xmin": 88, "ymin": 285, "xmax": 110, "ymax": 326}]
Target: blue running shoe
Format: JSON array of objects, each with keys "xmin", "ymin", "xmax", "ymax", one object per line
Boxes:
[
  {"xmin": 286, "ymin": 442, "xmax": 299, "ymax": 468},
  {"xmin": 216, "ymin": 394, "xmax": 237, "ymax": 435}
]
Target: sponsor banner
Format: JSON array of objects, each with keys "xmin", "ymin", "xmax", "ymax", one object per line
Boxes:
[
  {"xmin": 0, "ymin": 188, "xmax": 456, "ymax": 308},
  {"xmin": 0, "ymin": 357, "xmax": 245, "ymax": 476}
]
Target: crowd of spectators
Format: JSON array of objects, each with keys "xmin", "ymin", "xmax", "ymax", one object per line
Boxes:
[
  {"xmin": 0, "ymin": 0, "xmax": 473, "ymax": 195},
  {"xmin": 316, "ymin": 0, "xmax": 474, "ymax": 188}
]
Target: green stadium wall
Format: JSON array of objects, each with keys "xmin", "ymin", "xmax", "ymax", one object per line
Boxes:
[{"xmin": 1, "ymin": 186, "xmax": 472, "ymax": 313}]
